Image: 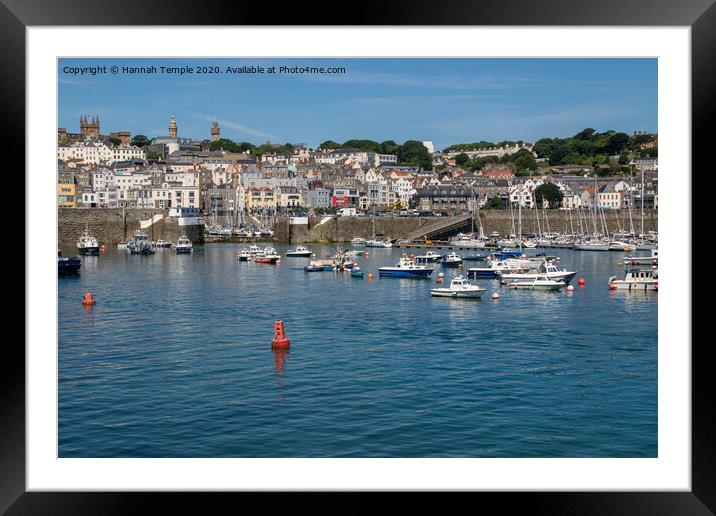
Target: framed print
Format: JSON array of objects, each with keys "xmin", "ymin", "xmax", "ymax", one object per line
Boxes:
[{"xmin": 6, "ymin": 0, "xmax": 710, "ymax": 513}]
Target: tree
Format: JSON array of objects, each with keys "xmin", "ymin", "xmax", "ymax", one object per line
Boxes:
[
  {"xmin": 513, "ymin": 153, "xmax": 537, "ymax": 172},
  {"xmin": 319, "ymin": 140, "xmax": 341, "ymax": 150},
  {"xmin": 485, "ymin": 196, "xmax": 505, "ymax": 209},
  {"xmin": 380, "ymin": 140, "xmax": 400, "ymax": 156},
  {"xmin": 131, "ymin": 134, "xmax": 151, "ymax": 147},
  {"xmin": 605, "ymin": 132, "xmax": 630, "ymax": 155},
  {"xmin": 533, "ymin": 183, "xmax": 564, "ymax": 209},
  {"xmin": 210, "ymin": 138, "xmax": 242, "ymax": 152},
  {"xmin": 108, "ymin": 137, "xmax": 122, "ymax": 147},
  {"xmin": 455, "ymin": 153, "xmax": 470, "ymax": 166},
  {"xmin": 398, "ymin": 140, "xmax": 432, "ymax": 170},
  {"xmin": 575, "ymin": 128, "xmax": 596, "ymax": 140},
  {"xmin": 146, "ymin": 151, "xmax": 160, "ymax": 161}
]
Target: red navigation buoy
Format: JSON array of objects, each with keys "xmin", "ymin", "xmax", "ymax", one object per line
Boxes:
[
  {"xmin": 578, "ymin": 278, "xmax": 586, "ymax": 286},
  {"xmin": 609, "ymin": 283, "xmax": 616, "ymax": 290},
  {"xmin": 82, "ymin": 292, "xmax": 95, "ymax": 306},
  {"xmin": 491, "ymin": 292, "xmax": 500, "ymax": 300},
  {"xmin": 367, "ymin": 272, "xmax": 374, "ymax": 279},
  {"xmin": 271, "ymin": 320, "xmax": 290, "ymax": 348}
]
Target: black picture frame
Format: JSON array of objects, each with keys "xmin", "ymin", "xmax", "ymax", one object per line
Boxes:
[{"xmin": 5, "ymin": 0, "xmax": 709, "ymax": 513}]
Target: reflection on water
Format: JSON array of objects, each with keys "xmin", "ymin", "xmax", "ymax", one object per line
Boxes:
[{"xmin": 58, "ymin": 244, "xmax": 657, "ymax": 458}]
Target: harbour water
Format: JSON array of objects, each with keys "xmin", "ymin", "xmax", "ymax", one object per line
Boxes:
[{"xmin": 58, "ymin": 244, "xmax": 657, "ymax": 457}]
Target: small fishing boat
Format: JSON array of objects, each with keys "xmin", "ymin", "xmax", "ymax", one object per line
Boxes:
[
  {"xmin": 175, "ymin": 236, "xmax": 193, "ymax": 254},
  {"xmin": 378, "ymin": 254, "xmax": 434, "ymax": 278},
  {"xmin": 255, "ymin": 246, "xmax": 280, "ymax": 264},
  {"xmin": 76, "ymin": 225, "xmax": 99, "ymax": 255},
  {"xmin": 351, "ymin": 237, "xmax": 367, "ymax": 246},
  {"xmin": 116, "ymin": 241, "xmax": 129, "ymax": 250},
  {"xmin": 304, "ymin": 259, "xmax": 336, "ymax": 272},
  {"xmin": 608, "ymin": 241, "xmax": 632, "ymax": 252},
  {"xmin": 509, "ymin": 276, "xmax": 566, "ymax": 291},
  {"xmin": 286, "ymin": 245, "xmax": 313, "ymax": 257},
  {"xmin": 128, "ymin": 230, "xmax": 155, "ymax": 255},
  {"xmin": 350, "ymin": 266, "xmax": 365, "ymax": 278},
  {"xmin": 441, "ymin": 252, "xmax": 463, "ymax": 268},
  {"xmin": 236, "ymin": 249, "xmax": 252, "ymax": 261},
  {"xmin": 609, "ymin": 268, "xmax": 658, "ymax": 291},
  {"xmin": 415, "ymin": 250, "xmax": 442, "ymax": 263},
  {"xmin": 248, "ymin": 245, "xmax": 262, "ymax": 254},
  {"xmin": 430, "ymin": 275, "xmax": 485, "ymax": 298},
  {"xmin": 155, "ymin": 240, "xmax": 172, "ymax": 248},
  {"xmin": 345, "ymin": 250, "xmax": 366, "ymax": 257}
]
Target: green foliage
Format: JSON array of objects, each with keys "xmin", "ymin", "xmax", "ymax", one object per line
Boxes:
[
  {"xmin": 485, "ymin": 196, "xmax": 505, "ymax": 209},
  {"xmin": 131, "ymin": 134, "xmax": 150, "ymax": 147},
  {"xmin": 397, "ymin": 140, "xmax": 432, "ymax": 170},
  {"xmin": 108, "ymin": 137, "xmax": 122, "ymax": 146},
  {"xmin": 454, "ymin": 153, "xmax": 470, "ymax": 166},
  {"xmin": 209, "ymin": 138, "xmax": 244, "ymax": 153},
  {"xmin": 534, "ymin": 183, "xmax": 564, "ymax": 209},
  {"xmin": 146, "ymin": 151, "xmax": 160, "ymax": 160},
  {"xmin": 443, "ymin": 140, "xmax": 523, "ymax": 153},
  {"xmin": 380, "ymin": 140, "xmax": 400, "ymax": 156}
]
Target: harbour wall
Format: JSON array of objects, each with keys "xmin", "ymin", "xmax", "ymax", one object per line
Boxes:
[
  {"xmin": 275, "ymin": 209, "xmax": 658, "ymax": 244},
  {"xmin": 58, "ymin": 208, "xmax": 205, "ymax": 246}
]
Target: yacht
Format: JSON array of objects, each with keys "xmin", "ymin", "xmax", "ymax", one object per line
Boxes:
[
  {"xmin": 248, "ymin": 245, "xmax": 262, "ymax": 254},
  {"xmin": 609, "ymin": 268, "xmax": 658, "ymax": 291},
  {"xmin": 608, "ymin": 241, "xmax": 633, "ymax": 252},
  {"xmin": 116, "ymin": 241, "xmax": 129, "ymax": 250},
  {"xmin": 286, "ymin": 245, "xmax": 313, "ymax": 257},
  {"xmin": 430, "ymin": 275, "xmax": 485, "ymax": 298},
  {"xmin": 128, "ymin": 230, "xmax": 154, "ymax": 255},
  {"xmin": 449, "ymin": 233, "xmax": 485, "ymax": 249},
  {"xmin": 415, "ymin": 250, "xmax": 442, "ymax": 263},
  {"xmin": 573, "ymin": 240, "xmax": 610, "ymax": 251},
  {"xmin": 175, "ymin": 236, "xmax": 193, "ymax": 254},
  {"xmin": 378, "ymin": 254, "xmax": 434, "ymax": 278},
  {"xmin": 155, "ymin": 239, "xmax": 172, "ymax": 248},
  {"xmin": 351, "ymin": 237, "xmax": 367, "ymax": 246},
  {"xmin": 76, "ymin": 225, "xmax": 100, "ymax": 255},
  {"xmin": 366, "ymin": 239, "xmax": 392, "ymax": 248},
  {"xmin": 441, "ymin": 252, "xmax": 463, "ymax": 268}
]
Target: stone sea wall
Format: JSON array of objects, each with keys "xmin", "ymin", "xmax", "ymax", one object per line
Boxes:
[
  {"xmin": 58, "ymin": 208, "xmax": 205, "ymax": 246},
  {"xmin": 274, "ymin": 209, "xmax": 658, "ymax": 244}
]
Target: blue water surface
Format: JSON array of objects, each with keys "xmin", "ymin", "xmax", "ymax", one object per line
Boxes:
[{"xmin": 58, "ymin": 244, "xmax": 657, "ymax": 457}]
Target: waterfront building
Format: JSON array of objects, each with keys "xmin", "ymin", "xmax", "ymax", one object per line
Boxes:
[
  {"xmin": 57, "ymin": 178, "xmax": 77, "ymax": 208},
  {"xmin": 245, "ymin": 187, "xmax": 277, "ymax": 211},
  {"xmin": 413, "ymin": 185, "xmax": 472, "ymax": 212}
]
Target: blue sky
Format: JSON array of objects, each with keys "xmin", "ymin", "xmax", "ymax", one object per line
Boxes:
[{"xmin": 58, "ymin": 58, "xmax": 657, "ymax": 151}]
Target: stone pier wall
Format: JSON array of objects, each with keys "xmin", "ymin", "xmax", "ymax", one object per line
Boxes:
[
  {"xmin": 274, "ymin": 209, "xmax": 658, "ymax": 244},
  {"xmin": 58, "ymin": 208, "xmax": 205, "ymax": 246}
]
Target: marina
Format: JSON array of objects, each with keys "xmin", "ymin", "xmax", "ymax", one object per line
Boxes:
[{"xmin": 58, "ymin": 243, "xmax": 657, "ymax": 458}]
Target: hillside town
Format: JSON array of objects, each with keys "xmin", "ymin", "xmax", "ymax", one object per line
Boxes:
[{"xmin": 57, "ymin": 113, "xmax": 658, "ymax": 228}]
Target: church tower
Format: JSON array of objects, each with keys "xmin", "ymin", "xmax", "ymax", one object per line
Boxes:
[
  {"xmin": 168, "ymin": 113, "xmax": 177, "ymax": 137},
  {"xmin": 211, "ymin": 117, "xmax": 220, "ymax": 142},
  {"xmin": 79, "ymin": 114, "xmax": 100, "ymax": 139}
]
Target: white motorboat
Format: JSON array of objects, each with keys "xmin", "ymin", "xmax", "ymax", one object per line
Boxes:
[
  {"xmin": 623, "ymin": 248, "xmax": 658, "ymax": 266},
  {"xmin": 366, "ymin": 239, "xmax": 392, "ymax": 248},
  {"xmin": 499, "ymin": 261, "xmax": 577, "ymax": 285},
  {"xmin": 415, "ymin": 250, "xmax": 442, "ymax": 263},
  {"xmin": 431, "ymin": 275, "xmax": 486, "ymax": 298},
  {"xmin": 609, "ymin": 268, "xmax": 658, "ymax": 291},
  {"xmin": 155, "ymin": 239, "xmax": 172, "ymax": 248},
  {"xmin": 236, "ymin": 249, "xmax": 252, "ymax": 261},
  {"xmin": 175, "ymin": 236, "xmax": 193, "ymax": 254},
  {"xmin": 509, "ymin": 276, "xmax": 566, "ymax": 291},
  {"xmin": 128, "ymin": 230, "xmax": 154, "ymax": 255},
  {"xmin": 255, "ymin": 246, "xmax": 281, "ymax": 264},
  {"xmin": 248, "ymin": 245, "xmax": 262, "ymax": 254},
  {"xmin": 441, "ymin": 252, "xmax": 463, "ymax": 268},
  {"xmin": 76, "ymin": 225, "xmax": 100, "ymax": 255},
  {"xmin": 286, "ymin": 245, "xmax": 313, "ymax": 257},
  {"xmin": 117, "ymin": 241, "xmax": 129, "ymax": 250},
  {"xmin": 351, "ymin": 237, "xmax": 367, "ymax": 246},
  {"xmin": 467, "ymin": 260, "xmax": 529, "ymax": 278}
]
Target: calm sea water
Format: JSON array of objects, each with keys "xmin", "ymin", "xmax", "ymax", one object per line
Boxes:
[{"xmin": 58, "ymin": 243, "xmax": 657, "ymax": 457}]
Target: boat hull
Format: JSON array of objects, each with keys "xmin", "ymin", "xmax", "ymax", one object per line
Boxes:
[
  {"xmin": 573, "ymin": 244, "xmax": 610, "ymax": 251},
  {"xmin": 609, "ymin": 281, "xmax": 657, "ymax": 291},
  {"xmin": 441, "ymin": 261, "xmax": 463, "ymax": 268},
  {"xmin": 286, "ymin": 252, "xmax": 313, "ymax": 257},
  {"xmin": 256, "ymin": 257, "xmax": 279, "ymax": 264},
  {"xmin": 378, "ymin": 268, "xmax": 433, "ymax": 277},
  {"xmin": 176, "ymin": 247, "xmax": 192, "ymax": 254},
  {"xmin": 500, "ymin": 271, "xmax": 576, "ymax": 285},
  {"xmin": 58, "ymin": 257, "xmax": 81, "ymax": 275},
  {"xmin": 77, "ymin": 246, "xmax": 99, "ymax": 255},
  {"xmin": 509, "ymin": 283, "xmax": 565, "ymax": 291},
  {"xmin": 430, "ymin": 289, "xmax": 484, "ymax": 298}
]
